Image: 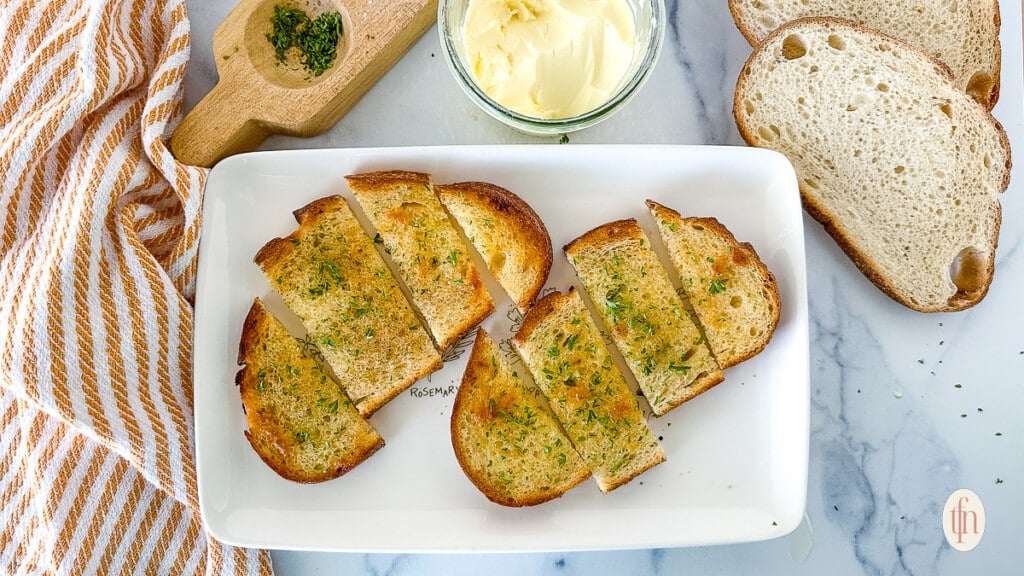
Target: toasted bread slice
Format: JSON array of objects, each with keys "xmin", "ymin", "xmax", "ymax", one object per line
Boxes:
[
  {"xmin": 236, "ymin": 299, "xmax": 384, "ymax": 482},
  {"xmin": 564, "ymin": 220, "xmax": 723, "ymax": 416},
  {"xmin": 435, "ymin": 181, "xmax": 553, "ymax": 313},
  {"xmin": 451, "ymin": 329, "xmax": 590, "ymax": 506},
  {"xmin": 647, "ymin": 201, "xmax": 781, "ymax": 368},
  {"xmin": 346, "ymin": 171, "xmax": 495, "ymax": 350},
  {"xmin": 734, "ymin": 18, "xmax": 1010, "ymax": 312},
  {"xmin": 511, "ymin": 290, "xmax": 665, "ymax": 492},
  {"xmin": 728, "ymin": 0, "xmax": 1002, "ymax": 108},
  {"xmin": 254, "ymin": 196, "xmax": 442, "ymax": 416}
]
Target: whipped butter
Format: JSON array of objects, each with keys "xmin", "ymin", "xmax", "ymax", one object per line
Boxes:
[{"xmin": 463, "ymin": 0, "xmax": 637, "ymax": 119}]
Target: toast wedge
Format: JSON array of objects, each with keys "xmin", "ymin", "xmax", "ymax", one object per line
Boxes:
[
  {"xmin": 451, "ymin": 329, "xmax": 590, "ymax": 506},
  {"xmin": 236, "ymin": 299, "xmax": 384, "ymax": 482},
  {"xmin": 254, "ymin": 195, "xmax": 442, "ymax": 417},
  {"xmin": 564, "ymin": 220, "xmax": 723, "ymax": 416},
  {"xmin": 728, "ymin": 0, "xmax": 1002, "ymax": 108},
  {"xmin": 734, "ymin": 18, "xmax": 1011, "ymax": 312},
  {"xmin": 647, "ymin": 201, "xmax": 781, "ymax": 368},
  {"xmin": 346, "ymin": 171, "xmax": 495, "ymax": 350},
  {"xmin": 435, "ymin": 181, "xmax": 553, "ymax": 313},
  {"xmin": 512, "ymin": 290, "xmax": 665, "ymax": 493}
]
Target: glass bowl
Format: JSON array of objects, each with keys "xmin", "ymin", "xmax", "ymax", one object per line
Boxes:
[{"xmin": 438, "ymin": 0, "xmax": 666, "ymax": 136}]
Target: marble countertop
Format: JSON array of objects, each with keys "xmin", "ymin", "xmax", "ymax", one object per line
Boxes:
[{"xmin": 183, "ymin": 1, "xmax": 1024, "ymax": 574}]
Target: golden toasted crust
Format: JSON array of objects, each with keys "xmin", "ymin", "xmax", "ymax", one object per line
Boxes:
[
  {"xmin": 647, "ymin": 201, "xmax": 781, "ymax": 368},
  {"xmin": 255, "ymin": 195, "xmax": 442, "ymax": 417},
  {"xmin": 565, "ymin": 219, "xmax": 724, "ymax": 415},
  {"xmin": 347, "ymin": 171, "xmax": 495, "ymax": 350},
  {"xmin": 512, "ymin": 289, "xmax": 666, "ymax": 492},
  {"xmin": 236, "ymin": 299, "xmax": 384, "ymax": 483},
  {"xmin": 451, "ymin": 329, "xmax": 590, "ymax": 506},
  {"xmin": 733, "ymin": 17, "xmax": 1010, "ymax": 312},
  {"xmin": 436, "ymin": 181, "xmax": 553, "ymax": 313}
]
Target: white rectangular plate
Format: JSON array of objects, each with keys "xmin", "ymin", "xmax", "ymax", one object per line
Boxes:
[{"xmin": 194, "ymin": 145, "xmax": 809, "ymax": 552}]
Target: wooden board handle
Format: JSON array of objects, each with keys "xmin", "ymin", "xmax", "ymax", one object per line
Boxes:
[{"xmin": 171, "ymin": 82, "xmax": 270, "ymax": 169}]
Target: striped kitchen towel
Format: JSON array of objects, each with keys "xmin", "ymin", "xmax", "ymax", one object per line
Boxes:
[{"xmin": 1, "ymin": 0, "xmax": 272, "ymax": 573}]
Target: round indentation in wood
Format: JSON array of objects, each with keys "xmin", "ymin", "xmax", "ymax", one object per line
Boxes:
[{"xmin": 243, "ymin": 0, "xmax": 351, "ymax": 88}]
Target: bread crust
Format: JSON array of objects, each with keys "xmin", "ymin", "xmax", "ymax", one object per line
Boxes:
[
  {"xmin": 563, "ymin": 218, "xmax": 642, "ymax": 256},
  {"xmin": 733, "ymin": 17, "xmax": 1011, "ymax": 312},
  {"xmin": 512, "ymin": 289, "xmax": 569, "ymax": 347},
  {"xmin": 344, "ymin": 170, "xmax": 431, "ymax": 189},
  {"xmin": 436, "ymin": 181, "xmax": 553, "ymax": 312}
]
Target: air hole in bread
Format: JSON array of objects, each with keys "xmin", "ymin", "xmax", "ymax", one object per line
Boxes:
[
  {"xmin": 749, "ymin": 327, "xmax": 759, "ymax": 337},
  {"xmin": 827, "ymin": 35, "xmax": 846, "ymax": 51},
  {"xmin": 489, "ymin": 252, "xmax": 506, "ymax": 271},
  {"xmin": 758, "ymin": 126, "xmax": 776, "ymax": 142},
  {"xmin": 966, "ymin": 72, "xmax": 994, "ymax": 106},
  {"xmin": 745, "ymin": 100, "xmax": 755, "ymax": 114},
  {"xmin": 781, "ymin": 35, "xmax": 807, "ymax": 60},
  {"xmin": 730, "ymin": 295, "xmax": 742, "ymax": 308},
  {"xmin": 938, "ymin": 102, "xmax": 952, "ymax": 119},
  {"xmin": 983, "ymin": 154, "xmax": 992, "ymax": 169},
  {"xmin": 894, "ymin": 165, "xmax": 905, "ymax": 174},
  {"xmin": 680, "ymin": 347, "xmax": 697, "ymax": 362},
  {"xmin": 803, "ymin": 178, "xmax": 819, "ymax": 190},
  {"xmin": 692, "ymin": 224, "xmax": 705, "ymax": 231},
  {"xmin": 877, "ymin": 83, "xmax": 889, "ymax": 92},
  {"xmin": 950, "ymin": 247, "xmax": 988, "ymax": 294}
]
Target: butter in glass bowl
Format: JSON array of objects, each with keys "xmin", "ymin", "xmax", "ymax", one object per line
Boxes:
[{"xmin": 439, "ymin": 0, "xmax": 666, "ymax": 135}]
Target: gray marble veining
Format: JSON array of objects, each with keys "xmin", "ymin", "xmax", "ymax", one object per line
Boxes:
[{"xmin": 183, "ymin": 0, "xmax": 1024, "ymax": 573}]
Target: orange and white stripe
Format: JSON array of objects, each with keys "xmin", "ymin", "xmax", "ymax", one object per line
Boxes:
[{"xmin": 1, "ymin": 0, "xmax": 271, "ymax": 573}]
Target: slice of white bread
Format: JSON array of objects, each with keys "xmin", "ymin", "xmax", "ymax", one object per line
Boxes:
[
  {"xmin": 436, "ymin": 181, "xmax": 553, "ymax": 313},
  {"xmin": 728, "ymin": 0, "xmax": 1002, "ymax": 108},
  {"xmin": 451, "ymin": 329, "xmax": 590, "ymax": 506},
  {"xmin": 346, "ymin": 171, "xmax": 495, "ymax": 350},
  {"xmin": 236, "ymin": 299, "xmax": 384, "ymax": 482},
  {"xmin": 734, "ymin": 18, "xmax": 1011, "ymax": 312},
  {"xmin": 254, "ymin": 195, "xmax": 442, "ymax": 416},
  {"xmin": 511, "ymin": 289, "xmax": 665, "ymax": 492},
  {"xmin": 564, "ymin": 220, "xmax": 723, "ymax": 416},
  {"xmin": 647, "ymin": 201, "xmax": 781, "ymax": 368}
]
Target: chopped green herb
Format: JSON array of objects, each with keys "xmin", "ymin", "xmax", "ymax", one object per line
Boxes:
[
  {"xmin": 708, "ymin": 278, "xmax": 729, "ymax": 295},
  {"xmin": 266, "ymin": 5, "xmax": 344, "ymax": 77},
  {"xmin": 609, "ymin": 456, "xmax": 630, "ymax": 473},
  {"xmin": 668, "ymin": 362, "xmax": 691, "ymax": 374},
  {"xmin": 564, "ymin": 334, "xmax": 579, "ymax": 350},
  {"xmin": 294, "ymin": 430, "xmax": 309, "ymax": 444}
]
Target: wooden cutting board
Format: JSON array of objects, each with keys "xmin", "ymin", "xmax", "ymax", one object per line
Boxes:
[{"xmin": 171, "ymin": 0, "xmax": 437, "ymax": 168}]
